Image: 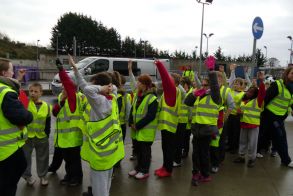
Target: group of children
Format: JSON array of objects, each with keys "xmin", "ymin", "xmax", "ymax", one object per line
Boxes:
[{"xmin": 3, "ymin": 55, "xmax": 293, "ymax": 196}]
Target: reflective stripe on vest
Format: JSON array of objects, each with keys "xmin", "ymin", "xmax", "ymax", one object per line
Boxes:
[
  {"xmin": 0, "ymin": 84, "xmax": 26, "ymax": 161},
  {"xmin": 157, "ymin": 88, "xmax": 181, "ymax": 133},
  {"xmin": 266, "ymin": 80, "xmax": 292, "ymax": 115},
  {"xmin": 179, "ymin": 88, "xmax": 193, "ymax": 123},
  {"xmin": 240, "ymin": 99, "xmax": 262, "ymax": 125},
  {"xmin": 230, "ymin": 91, "xmax": 245, "ymax": 115},
  {"xmin": 193, "ymin": 95, "xmax": 219, "ymax": 125},
  {"xmin": 55, "ymin": 93, "xmax": 83, "ymax": 148},
  {"xmin": 82, "ymin": 96, "xmax": 125, "ymax": 170},
  {"xmin": 27, "ymin": 100, "xmax": 50, "ymax": 139},
  {"xmin": 132, "ymin": 94, "xmax": 157, "ymax": 141}
]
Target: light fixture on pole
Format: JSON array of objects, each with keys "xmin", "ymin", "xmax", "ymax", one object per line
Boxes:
[
  {"xmin": 263, "ymin": 45, "xmax": 267, "ymax": 59},
  {"xmin": 36, "ymin": 39, "xmax": 40, "ymax": 68},
  {"xmin": 196, "ymin": 0, "xmax": 213, "ymax": 74},
  {"xmin": 141, "ymin": 40, "xmax": 148, "ymax": 58},
  {"xmin": 287, "ymin": 36, "xmax": 293, "ymax": 64},
  {"xmin": 194, "ymin": 46, "xmax": 198, "ymax": 58},
  {"xmin": 203, "ymin": 33, "xmax": 214, "ymax": 55}
]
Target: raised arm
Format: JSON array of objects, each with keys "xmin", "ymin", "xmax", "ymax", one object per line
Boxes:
[
  {"xmin": 128, "ymin": 60, "xmax": 137, "ymax": 92},
  {"xmin": 56, "ymin": 58, "xmax": 76, "ymax": 113},
  {"xmin": 154, "ymin": 60, "xmax": 176, "ymax": 107}
]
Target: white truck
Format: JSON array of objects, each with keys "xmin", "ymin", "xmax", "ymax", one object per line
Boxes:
[{"xmin": 51, "ymin": 56, "xmax": 170, "ymax": 95}]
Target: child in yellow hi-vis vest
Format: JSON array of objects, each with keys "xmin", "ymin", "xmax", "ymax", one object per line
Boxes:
[
  {"xmin": 234, "ymin": 72, "xmax": 265, "ymax": 168},
  {"xmin": 22, "ymin": 83, "xmax": 51, "ymax": 186}
]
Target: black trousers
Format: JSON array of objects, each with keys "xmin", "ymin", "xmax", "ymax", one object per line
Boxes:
[
  {"xmin": 210, "ymin": 146, "xmax": 220, "ymax": 167},
  {"xmin": 257, "ymin": 113, "xmax": 276, "ymax": 153},
  {"xmin": 135, "ymin": 141, "xmax": 153, "ymax": 173},
  {"xmin": 62, "ymin": 146, "xmax": 83, "ymax": 182},
  {"xmin": 174, "ymin": 123, "xmax": 186, "ymax": 164},
  {"xmin": 0, "ymin": 148, "xmax": 27, "ymax": 196},
  {"xmin": 192, "ymin": 135, "xmax": 212, "ymax": 177},
  {"xmin": 161, "ymin": 130, "xmax": 176, "ymax": 172},
  {"xmin": 226, "ymin": 114, "xmax": 241, "ymax": 152},
  {"xmin": 219, "ymin": 122, "xmax": 228, "ymax": 163},
  {"xmin": 49, "ymin": 147, "xmax": 63, "ymax": 172},
  {"xmin": 267, "ymin": 120, "xmax": 292, "ymax": 165},
  {"xmin": 182, "ymin": 129, "xmax": 191, "ymax": 154},
  {"xmin": 121, "ymin": 124, "xmax": 126, "ymax": 142}
]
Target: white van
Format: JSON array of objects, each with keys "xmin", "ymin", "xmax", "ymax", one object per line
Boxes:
[{"xmin": 51, "ymin": 56, "xmax": 170, "ymax": 95}]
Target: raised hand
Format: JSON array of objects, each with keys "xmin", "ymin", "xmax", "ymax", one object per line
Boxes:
[
  {"xmin": 128, "ymin": 60, "xmax": 133, "ymax": 73},
  {"xmin": 204, "ymin": 56, "xmax": 216, "ymax": 71},
  {"xmin": 68, "ymin": 55, "xmax": 78, "ymax": 73},
  {"xmin": 16, "ymin": 69, "xmax": 26, "ymax": 81}
]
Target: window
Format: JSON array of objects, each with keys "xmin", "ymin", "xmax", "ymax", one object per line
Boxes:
[
  {"xmin": 113, "ymin": 61, "xmax": 140, "ymax": 76},
  {"xmin": 88, "ymin": 59, "xmax": 109, "ymax": 74}
]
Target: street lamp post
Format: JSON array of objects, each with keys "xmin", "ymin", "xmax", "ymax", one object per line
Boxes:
[
  {"xmin": 56, "ymin": 32, "xmax": 61, "ymax": 58},
  {"xmin": 141, "ymin": 40, "xmax": 148, "ymax": 58},
  {"xmin": 263, "ymin": 45, "xmax": 267, "ymax": 59},
  {"xmin": 196, "ymin": 0, "xmax": 213, "ymax": 74},
  {"xmin": 36, "ymin": 39, "xmax": 40, "ymax": 68},
  {"xmin": 203, "ymin": 33, "xmax": 214, "ymax": 55},
  {"xmin": 287, "ymin": 36, "xmax": 293, "ymax": 64}
]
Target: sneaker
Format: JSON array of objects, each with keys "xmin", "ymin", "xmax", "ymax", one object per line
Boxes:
[
  {"xmin": 156, "ymin": 169, "xmax": 172, "ymax": 178},
  {"xmin": 256, "ymin": 153, "xmax": 264, "ymax": 158},
  {"xmin": 128, "ymin": 169, "xmax": 138, "ymax": 177},
  {"xmin": 40, "ymin": 177, "xmax": 49, "ymax": 186},
  {"xmin": 287, "ymin": 161, "xmax": 293, "ymax": 168},
  {"xmin": 271, "ymin": 151, "xmax": 277, "ymax": 157},
  {"xmin": 154, "ymin": 166, "xmax": 165, "ymax": 175},
  {"xmin": 134, "ymin": 172, "xmax": 149, "ymax": 180},
  {"xmin": 25, "ymin": 176, "xmax": 36, "ymax": 186},
  {"xmin": 129, "ymin": 154, "xmax": 137, "ymax": 161},
  {"xmin": 191, "ymin": 173, "xmax": 201, "ymax": 186},
  {"xmin": 173, "ymin": 162, "xmax": 182, "ymax": 167},
  {"xmin": 199, "ymin": 175, "xmax": 212, "ymax": 183},
  {"xmin": 211, "ymin": 167, "xmax": 219, "ymax": 173},
  {"xmin": 234, "ymin": 156, "xmax": 245, "ymax": 163},
  {"xmin": 247, "ymin": 159, "xmax": 256, "ymax": 168}
]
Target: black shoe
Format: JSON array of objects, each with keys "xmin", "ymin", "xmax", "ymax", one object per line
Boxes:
[
  {"xmin": 247, "ymin": 159, "xmax": 256, "ymax": 168},
  {"xmin": 234, "ymin": 156, "xmax": 245, "ymax": 163},
  {"xmin": 181, "ymin": 151, "xmax": 188, "ymax": 158},
  {"xmin": 60, "ymin": 178, "xmax": 69, "ymax": 185},
  {"xmin": 68, "ymin": 179, "xmax": 81, "ymax": 187},
  {"xmin": 82, "ymin": 186, "xmax": 93, "ymax": 196},
  {"xmin": 48, "ymin": 166, "xmax": 56, "ymax": 174}
]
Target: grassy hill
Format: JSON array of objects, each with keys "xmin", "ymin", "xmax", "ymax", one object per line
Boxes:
[{"xmin": 0, "ymin": 34, "xmax": 53, "ymax": 59}]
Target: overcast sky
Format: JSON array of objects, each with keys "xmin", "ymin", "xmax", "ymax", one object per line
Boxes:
[{"xmin": 1, "ymin": 0, "xmax": 293, "ymax": 65}]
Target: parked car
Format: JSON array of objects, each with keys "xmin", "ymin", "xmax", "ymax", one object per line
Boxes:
[{"xmin": 51, "ymin": 56, "xmax": 170, "ymax": 95}]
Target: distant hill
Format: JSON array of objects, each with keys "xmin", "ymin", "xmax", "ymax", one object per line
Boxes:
[{"xmin": 0, "ymin": 33, "xmax": 53, "ymax": 60}]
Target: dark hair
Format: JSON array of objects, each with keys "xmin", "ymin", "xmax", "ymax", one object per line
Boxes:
[
  {"xmin": 245, "ymin": 86, "xmax": 258, "ymax": 100},
  {"xmin": 282, "ymin": 66, "xmax": 293, "ymax": 85},
  {"xmin": 29, "ymin": 82, "xmax": 43, "ymax": 92},
  {"xmin": 0, "ymin": 58, "xmax": 11, "ymax": 75},
  {"xmin": 90, "ymin": 72, "xmax": 112, "ymax": 86},
  {"xmin": 181, "ymin": 76, "xmax": 192, "ymax": 87}
]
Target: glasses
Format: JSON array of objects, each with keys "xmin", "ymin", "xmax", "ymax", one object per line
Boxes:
[{"xmin": 202, "ymin": 84, "xmax": 209, "ymax": 87}]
